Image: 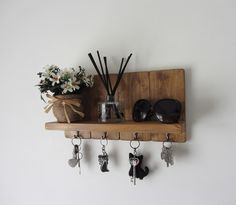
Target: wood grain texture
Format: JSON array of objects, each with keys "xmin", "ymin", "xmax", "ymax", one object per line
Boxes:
[
  {"xmin": 149, "ymin": 69, "xmax": 186, "ymax": 142},
  {"xmin": 45, "ymin": 69, "xmax": 186, "ymax": 142},
  {"xmin": 45, "ymin": 121, "xmax": 184, "ymax": 133}
]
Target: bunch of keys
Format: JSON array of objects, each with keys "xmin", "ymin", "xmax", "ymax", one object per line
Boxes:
[
  {"xmin": 161, "ymin": 134, "xmax": 174, "ymax": 167},
  {"xmin": 98, "ymin": 134, "xmax": 109, "ymax": 172},
  {"xmin": 68, "ymin": 135, "xmax": 83, "ymax": 174}
]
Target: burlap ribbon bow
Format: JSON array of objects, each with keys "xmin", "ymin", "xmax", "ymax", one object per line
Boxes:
[{"xmin": 44, "ymin": 94, "xmax": 84, "ymax": 123}]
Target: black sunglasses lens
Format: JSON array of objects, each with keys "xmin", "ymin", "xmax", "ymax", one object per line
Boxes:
[
  {"xmin": 133, "ymin": 99, "xmax": 151, "ymax": 121},
  {"xmin": 154, "ymin": 99, "xmax": 181, "ymax": 123}
]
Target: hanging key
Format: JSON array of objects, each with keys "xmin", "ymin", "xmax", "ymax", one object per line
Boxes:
[
  {"xmin": 77, "ymin": 151, "xmax": 83, "ymax": 174},
  {"xmin": 68, "ymin": 145, "xmax": 79, "ymax": 168},
  {"xmin": 129, "ymin": 151, "xmax": 139, "ymax": 185},
  {"xmin": 98, "ymin": 135, "xmax": 109, "ymax": 172},
  {"xmin": 161, "ymin": 142, "xmax": 174, "ymax": 167}
]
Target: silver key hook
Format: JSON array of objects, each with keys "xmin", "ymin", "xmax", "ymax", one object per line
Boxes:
[
  {"xmin": 166, "ymin": 133, "xmax": 170, "ymax": 142},
  {"xmin": 163, "ymin": 133, "xmax": 172, "ymax": 147},
  {"xmin": 71, "ymin": 132, "xmax": 82, "ymax": 146},
  {"xmin": 100, "ymin": 132, "xmax": 108, "ymax": 146},
  {"xmin": 130, "ymin": 132, "xmax": 140, "ymax": 150}
]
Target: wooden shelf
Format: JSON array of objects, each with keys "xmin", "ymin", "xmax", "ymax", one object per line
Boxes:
[
  {"xmin": 45, "ymin": 121, "xmax": 186, "ymax": 142},
  {"xmin": 45, "ymin": 121, "xmax": 185, "ymax": 133},
  {"xmin": 44, "ymin": 69, "xmax": 186, "ymax": 142}
]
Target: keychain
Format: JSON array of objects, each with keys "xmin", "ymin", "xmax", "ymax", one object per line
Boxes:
[
  {"xmin": 161, "ymin": 133, "xmax": 174, "ymax": 167},
  {"xmin": 68, "ymin": 134, "xmax": 83, "ymax": 174},
  {"xmin": 129, "ymin": 133, "xmax": 149, "ymax": 185},
  {"xmin": 98, "ymin": 133, "xmax": 109, "ymax": 172}
]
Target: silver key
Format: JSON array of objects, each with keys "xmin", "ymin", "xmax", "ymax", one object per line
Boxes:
[
  {"xmin": 161, "ymin": 145, "xmax": 174, "ymax": 167},
  {"xmin": 130, "ymin": 157, "xmax": 139, "ymax": 185},
  {"xmin": 77, "ymin": 152, "xmax": 83, "ymax": 174},
  {"xmin": 68, "ymin": 145, "xmax": 79, "ymax": 168}
]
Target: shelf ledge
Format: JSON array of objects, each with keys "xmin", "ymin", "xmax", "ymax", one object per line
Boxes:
[{"xmin": 45, "ymin": 121, "xmax": 185, "ymax": 134}]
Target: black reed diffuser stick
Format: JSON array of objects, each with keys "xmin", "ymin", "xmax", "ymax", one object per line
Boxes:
[
  {"xmin": 103, "ymin": 56, "xmax": 113, "ymax": 94},
  {"xmin": 88, "ymin": 51, "xmax": 132, "ymax": 97},
  {"xmin": 88, "ymin": 53, "xmax": 109, "ymax": 94},
  {"xmin": 111, "ymin": 53, "xmax": 132, "ymax": 96},
  {"xmin": 97, "ymin": 51, "xmax": 107, "ymax": 92}
]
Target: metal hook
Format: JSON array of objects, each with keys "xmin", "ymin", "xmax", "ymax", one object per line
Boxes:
[
  {"xmin": 100, "ymin": 132, "xmax": 108, "ymax": 146},
  {"xmin": 163, "ymin": 133, "xmax": 172, "ymax": 147},
  {"xmin": 74, "ymin": 131, "xmax": 79, "ymax": 138},
  {"xmin": 103, "ymin": 132, "xmax": 107, "ymax": 139},
  {"xmin": 71, "ymin": 133, "xmax": 82, "ymax": 146},
  {"xmin": 130, "ymin": 133, "xmax": 140, "ymax": 150},
  {"xmin": 166, "ymin": 133, "xmax": 170, "ymax": 142}
]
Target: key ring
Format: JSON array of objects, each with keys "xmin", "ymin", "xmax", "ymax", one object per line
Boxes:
[
  {"xmin": 163, "ymin": 133, "xmax": 172, "ymax": 148},
  {"xmin": 78, "ymin": 152, "xmax": 83, "ymax": 160},
  {"xmin": 100, "ymin": 132, "xmax": 108, "ymax": 146},
  {"xmin": 71, "ymin": 133, "xmax": 82, "ymax": 146},
  {"xmin": 130, "ymin": 133, "xmax": 140, "ymax": 150}
]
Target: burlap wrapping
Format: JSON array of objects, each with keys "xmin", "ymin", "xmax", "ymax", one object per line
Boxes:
[{"xmin": 44, "ymin": 94, "xmax": 84, "ymax": 123}]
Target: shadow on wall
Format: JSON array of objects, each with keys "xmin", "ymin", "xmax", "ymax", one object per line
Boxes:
[
  {"xmin": 185, "ymin": 67, "xmax": 217, "ymax": 142},
  {"xmin": 109, "ymin": 142, "xmax": 120, "ymax": 167},
  {"xmin": 140, "ymin": 143, "xmax": 159, "ymax": 177},
  {"xmin": 83, "ymin": 141, "xmax": 93, "ymax": 166},
  {"xmin": 142, "ymin": 151, "xmax": 159, "ymax": 177}
]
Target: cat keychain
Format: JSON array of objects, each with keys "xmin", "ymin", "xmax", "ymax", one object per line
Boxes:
[
  {"xmin": 68, "ymin": 134, "xmax": 83, "ymax": 174},
  {"xmin": 98, "ymin": 133, "xmax": 109, "ymax": 172},
  {"xmin": 129, "ymin": 133, "xmax": 149, "ymax": 185},
  {"xmin": 161, "ymin": 133, "xmax": 174, "ymax": 167}
]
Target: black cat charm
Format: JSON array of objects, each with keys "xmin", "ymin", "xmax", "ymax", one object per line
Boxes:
[
  {"xmin": 129, "ymin": 153, "xmax": 149, "ymax": 180},
  {"xmin": 98, "ymin": 154, "xmax": 109, "ymax": 172}
]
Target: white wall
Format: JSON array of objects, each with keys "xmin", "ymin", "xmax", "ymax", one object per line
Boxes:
[{"xmin": 1, "ymin": 0, "xmax": 236, "ymax": 204}]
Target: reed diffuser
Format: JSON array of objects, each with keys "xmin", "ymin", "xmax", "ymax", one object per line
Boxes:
[{"xmin": 88, "ymin": 51, "xmax": 132, "ymax": 122}]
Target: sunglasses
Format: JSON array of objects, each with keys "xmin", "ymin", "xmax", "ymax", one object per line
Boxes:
[{"xmin": 132, "ymin": 99, "xmax": 182, "ymax": 123}]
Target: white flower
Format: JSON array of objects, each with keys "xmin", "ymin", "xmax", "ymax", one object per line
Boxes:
[
  {"xmin": 61, "ymin": 68, "xmax": 74, "ymax": 80},
  {"xmin": 61, "ymin": 81, "xmax": 74, "ymax": 94},
  {"xmin": 49, "ymin": 72, "xmax": 61, "ymax": 86},
  {"xmin": 42, "ymin": 65, "xmax": 60, "ymax": 80},
  {"xmin": 70, "ymin": 77, "xmax": 80, "ymax": 90},
  {"xmin": 61, "ymin": 77, "xmax": 80, "ymax": 94},
  {"xmin": 38, "ymin": 65, "xmax": 93, "ymax": 96},
  {"xmin": 42, "ymin": 65, "xmax": 52, "ymax": 79}
]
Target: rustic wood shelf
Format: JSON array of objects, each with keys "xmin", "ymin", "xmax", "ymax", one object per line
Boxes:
[
  {"xmin": 45, "ymin": 121, "xmax": 185, "ymax": 133},
  {"xmin": 45, "ymin": 121, "xmax": 186, "ymax": 142},
  {"xmin": 44, "ymin": 69, "xmax": 186, "ymax": 142}
]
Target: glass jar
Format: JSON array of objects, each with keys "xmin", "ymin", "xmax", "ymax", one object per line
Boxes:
[{"xmin": 98, "ymin": 95, "xmax": 124, "ymax": 123}]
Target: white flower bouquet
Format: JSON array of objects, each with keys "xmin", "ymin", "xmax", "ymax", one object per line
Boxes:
[
  {"xmin": 37, "ymin": 65, "xmax": 94, "ymax": 96},
  {"xmin": 37, "ymin": 65, "xmax": 94, "ymax": 123}
]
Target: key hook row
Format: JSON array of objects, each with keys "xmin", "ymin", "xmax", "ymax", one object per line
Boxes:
[
  {"xmin": 71, "ymin": 132, "xmax": 171, "ymax": 144},
  {"xmin": 71, "ymin": 132, "xmax": 171, "ymax": 149}
]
